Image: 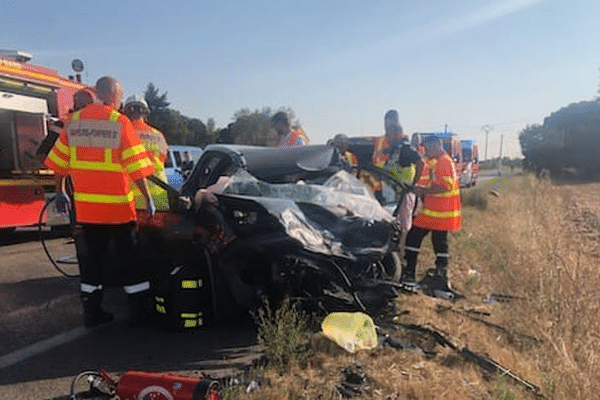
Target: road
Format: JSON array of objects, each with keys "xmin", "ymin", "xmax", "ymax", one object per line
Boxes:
[{"xmin": 0, "ymin": 230, "xmax": 259, "ymax": 400}]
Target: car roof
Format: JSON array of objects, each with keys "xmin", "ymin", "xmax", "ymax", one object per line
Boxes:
[
  {"xmin": 180, "ymin": 144, "xmax": 341, "ymax": 193},
  {"xmin": 203, "ymin": 144, "xmax": 337, "ymax": 176},
  {"xmin": 168, "ymin": 145, "xmax": 203, "ymax": 152}
]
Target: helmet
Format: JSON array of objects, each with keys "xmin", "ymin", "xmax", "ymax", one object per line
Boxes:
[{"xmin": 124, "ymin": 94, "xmax": 149, "ymax": 113}]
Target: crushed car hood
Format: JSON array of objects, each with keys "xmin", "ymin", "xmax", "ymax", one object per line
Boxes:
[{"xmin": 217, "ymin": 170, "xmax": 396, "ymax": 259}]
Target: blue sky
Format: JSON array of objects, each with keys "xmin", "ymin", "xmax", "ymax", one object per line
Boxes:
[{"xmin": 2, "ymin": 0, "xmax": 599, "ymax": 157}]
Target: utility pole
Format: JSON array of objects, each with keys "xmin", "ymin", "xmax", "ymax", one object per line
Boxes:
[
  {"xmin": 498, "ymin": 134, "xmax": 504, "ymax": 174},
  {"xmin": 482, "ymin": 125, "xmax": 492, "ymax": 160}
]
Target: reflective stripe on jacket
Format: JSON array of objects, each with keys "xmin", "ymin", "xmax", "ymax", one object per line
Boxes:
[
  {"xmin": 45, "ymin": 103, "xmax": 154, "ymax": 224},
  {"xmin": 413, "ymin": 153, "xmax": 462, "ymax": 231},
  {"xmin": 367, "ymin": 136, "xmax": 391, "ymax": 192},
  {"xmin": 371, "ymin": 136, "xmax": 389, "ymax": 167},
  {"xmin": 130, "ymin": 119, "xmax": 170, "ymax": 210},
  {"xmin": 343, "ymin": 150, "xmax": 358, "ymax": 166}
]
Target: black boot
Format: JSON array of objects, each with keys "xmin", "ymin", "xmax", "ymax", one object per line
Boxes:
[
  {"xmin": 435, "ymin": 263, "xmax": 450, "ymax": 291},
  {"xmin": 401, "ymin": 251, "xmax": 417, "ymax": 284},
  {"xmin": 81, "ymin": 291, "xmax": 114, "ymax": 328},
  {"xmin": 128, "ymin": 292, "xmax": 151, "ymax": 327}
]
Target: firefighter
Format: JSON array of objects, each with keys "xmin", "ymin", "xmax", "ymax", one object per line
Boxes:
[
  {"xmin": 369, "ymin": 109, "xmax": 424, "ymax": 202},
  {"xmin": 72, "ymin": 88, "xmax": 95, "ymax": 112},
  {"xmin": 44, "ymin": 76, "xmax": 156, "ymax": 328},
  {"xmin": 124, "ymin": 94, "xmax": 170, "ymax": 211},
  {"xmin": 37, "ymin": 88, "xmax": 96, "ymax": 163},
  {"xmin": 332, "ymin": 133, "xmax": 358, "ymax": 171},
  {"xmin": 379, "ymin": 125, "xmax": 424, "ymax": 256},
  {"xmin": 402, "ymin": 135, "xmax": 462, "ymax": 291},
  {"xmin": 180, "ymin": 151, "xmax": 194, "ymax": 178},
  {"xmin": 411, "ymin": 132, "xmax": 424, "ymax": 155},
  {"xmin": 272, "ymin": 111, "xmax": 307, "ymax": 147},
  {"xmin": 372, "ymin": 111, "xmax": 424, "ymax": 249}
]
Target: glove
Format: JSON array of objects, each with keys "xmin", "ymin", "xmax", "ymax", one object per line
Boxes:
[{"xmin": 147, "ymin": 197, "xmax": 156, "ymax": 218}]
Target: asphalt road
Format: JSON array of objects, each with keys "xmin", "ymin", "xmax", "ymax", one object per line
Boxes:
[{"xmin": 0, "ymin": 231, "xmax": 259, "ymax": 400}]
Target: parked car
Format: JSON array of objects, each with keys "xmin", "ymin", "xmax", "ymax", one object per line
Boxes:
[
  {"xmin": 164, "ymin": 145, "xmax": 203, "ymax": 190},
  {"xmin": 138, "ymin": 144, "xmax": 405, "ymax": 322}
]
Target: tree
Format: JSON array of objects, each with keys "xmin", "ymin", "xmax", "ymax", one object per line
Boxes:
[
  {"xmin": 226, "ymin": 107, "xmax": 299, "ymax": 146},
  {"xmin": 142, "ymin": 83, "xmax": 208, "ymax": 146},
  {"xmin": 144, "ymin": 83, "xmax": 170, "ymax": 113},
  {"xmin": 519, "ymin": 101, "xmax": 600, "ymax": 176},
  {"xmin": 205, "ymin": 117, "xmax": 218, "ymax": 144}
]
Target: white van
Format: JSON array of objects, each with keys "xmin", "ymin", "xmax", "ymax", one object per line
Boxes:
[{"xmin": 164, "ymin": 145, "xmax": 203, "ymax": 190}]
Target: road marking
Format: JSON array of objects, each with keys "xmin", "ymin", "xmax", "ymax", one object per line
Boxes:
[{"xmin": 0, "ymin": 319, "xmax": 119, "ymax": 370}]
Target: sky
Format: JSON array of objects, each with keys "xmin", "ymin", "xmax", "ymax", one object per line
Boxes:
[{"xmin": 2, "ymin": 0, "xmax": 599, "ymax": 158}]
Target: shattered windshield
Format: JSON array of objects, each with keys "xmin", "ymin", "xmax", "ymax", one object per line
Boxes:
[{"xmin": 221, "ymin": 170, "xmax": 393, "ymax": 223}]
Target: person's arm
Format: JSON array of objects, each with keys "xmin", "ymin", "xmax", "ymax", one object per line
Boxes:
[
  {"xmin": 134, "ymin": 178, "xmax": 155, "ymax": 217},
  {"xmin": 412, "ymin": 157, "xmax": 424, "ymax": 187},
  {"xmin": 413, "ymin": 181, "xmax": 447, "ymax": 195},
  {"xmin": 413, "ymin": 157, "xmax": 452, "ymax": 195},
  {"xmin": 403, "ymin": 146, "xmax": 424, "ymax": 187}
]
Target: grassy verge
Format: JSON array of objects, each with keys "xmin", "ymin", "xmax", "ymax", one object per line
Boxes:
[
  {"xmin": 457, "ymin": 174, "xmax": 600, "ymax": 399},
  {"xmin": 224, "ymin": 174, "xmax": 600, "ymax": 399}
]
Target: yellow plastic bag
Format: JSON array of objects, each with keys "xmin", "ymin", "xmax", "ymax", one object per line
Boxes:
[{"xmin": 321, "ymin": 312, "xmax": 377, "ymax": 353}]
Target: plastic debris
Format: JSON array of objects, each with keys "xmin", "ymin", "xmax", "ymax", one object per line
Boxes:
[{"xmin": 321, "ymin": 312, "xmax": 378, "ymax": 353}]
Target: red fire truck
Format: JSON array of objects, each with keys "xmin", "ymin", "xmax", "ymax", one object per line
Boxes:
[
  {"xmin": 460, "ymin": 139, "xmax": 479, "ymax": 187},
  {"xmin": 0, "ymin": 50, "xmax": 88, "ymax": 232}
]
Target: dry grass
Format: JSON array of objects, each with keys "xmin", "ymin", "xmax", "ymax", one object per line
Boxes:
[{"xmin": 225, "ymin": 174, "xmax": 600, "ymax": 399}]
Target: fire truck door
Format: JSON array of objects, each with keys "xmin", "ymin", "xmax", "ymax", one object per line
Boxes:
[{"xmin": 0, "ymin": 91, "xmax": 48, "ymax": 171}]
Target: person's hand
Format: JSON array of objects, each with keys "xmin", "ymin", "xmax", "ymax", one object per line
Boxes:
[
  {"xmin": 178, "ymin": 196, "xmax": 193, "ymax": 211},
  {"xmin": 147, "ymin": 197, "xmax": 156, "ymax": 218},
  {"xmin": 194, "ymin": 189, "xmax": 218, "ymax": 212}
]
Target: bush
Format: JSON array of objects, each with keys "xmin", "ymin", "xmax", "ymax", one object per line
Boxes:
[
  {"xmin": 461, "ymin": 188, "xmax": 488, "ymax": 210},
  {"xmin": 253, "ymin": 299, "xmax": 310, "ymax": 371}
]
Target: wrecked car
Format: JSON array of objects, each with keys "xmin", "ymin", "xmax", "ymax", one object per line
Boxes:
[{"xmin": 138, "ymin": 144, "xmax": 406, "ymax": 322}]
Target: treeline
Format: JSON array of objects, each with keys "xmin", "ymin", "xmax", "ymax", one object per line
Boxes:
[
  {"xmin": 519, "ymin": 100, "xmax": 600, "ymax": 177},
  {"xmin": 142, "ymin": 83, "xmax": 298, "ymax": 147}
]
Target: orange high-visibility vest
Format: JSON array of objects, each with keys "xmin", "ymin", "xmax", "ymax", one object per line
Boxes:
[
  {"xmin": 343, "ymin": 150, "xmax": 358, "ymax": 166},
  {"xmin": 366, "ymin": 136, "xmax": 390, "ymax": 192},
  {"xmin": 277, "ymin": 130, "xmax": 305, "ymax": 147},
  {"xmin": 413, "ymin": 153, "xmax": 461, "ymax": 231},
  {"xmin": 371, "ymin": 136, "xmax": 390, "ymax": 166},
  {"xmin": 45, "ymin": 104, "xmax": 154, "ymax": 224},
  {"xmin": 130, "ymin": 119, "xmax": 169, "ymax": 210}
]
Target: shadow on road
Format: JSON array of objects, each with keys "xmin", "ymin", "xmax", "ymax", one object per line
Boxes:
[
  {"xmin": 0, "ymin": 277, "xmax": 79, "ymax": 316},
  {"xmin": 0, "ymin": 227, "xmax": 71, "ymax": 247},
  {"xmin": 0, "ymin": 319, "xmax": 258, "ymax": 387}
]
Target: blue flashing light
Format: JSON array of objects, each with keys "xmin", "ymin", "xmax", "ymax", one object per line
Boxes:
[{"xmin": 423, "ymin": 131, "xmax": 457, "ymax": 138}]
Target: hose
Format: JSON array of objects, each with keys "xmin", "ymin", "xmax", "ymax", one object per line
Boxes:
[
  {"xmin": 38, "ymin": 190, "xmax": 79, "ymax": 278},
  {"xmin": 69, "ymin": 370, "xmax": 115, "ymax": 399}
]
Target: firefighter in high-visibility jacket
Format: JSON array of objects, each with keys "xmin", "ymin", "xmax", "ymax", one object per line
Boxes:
[
  {"xmin": 332, "ymin": 134, "xmax": 358, "ymax": 172},
  {"xmin": 402, "ymin": 135, "xmax": 461, "ymax": 291},
  {"xmin": 368, "ymin": 109, "xmax": 417, "ymax": 201},
  {"xmin": 123, "ymin": 94, "xmax": 170, "ymax": 211},
  {"xmin": 45, "ymin": 76, "xmax": 156, "ymax": 328},
  {"xmin": 272, "ymin": 111, "xmax": 307, "ymax": 147}
]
